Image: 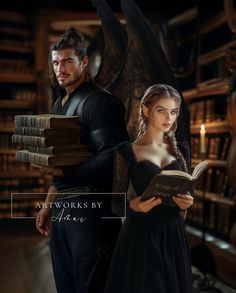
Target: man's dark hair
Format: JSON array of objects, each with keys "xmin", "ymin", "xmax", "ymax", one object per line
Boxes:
[
  {"xmin": 50, "ymin": 27, "xmax": 87, "ymax": 60},
  {"xmin": 49, "ymin": 28, "xmax": 90, "ymax": 87}
]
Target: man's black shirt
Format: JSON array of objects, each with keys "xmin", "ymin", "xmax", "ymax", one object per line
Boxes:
[{"xmin": 52, "ymin": 81, "xmax": 129, "ymax": 191}]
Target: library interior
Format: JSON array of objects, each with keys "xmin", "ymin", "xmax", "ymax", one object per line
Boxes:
[{"xmin": 0, "ymin": 0, "xmax": 236, "ymax": 292}]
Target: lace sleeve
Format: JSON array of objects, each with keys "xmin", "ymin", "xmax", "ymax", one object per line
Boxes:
[{"xmin": 111, "ymin": 150, "xmax": 129, "ymax": 216}]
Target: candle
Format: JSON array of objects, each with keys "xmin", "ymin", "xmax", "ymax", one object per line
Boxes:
[{"xmin": 200, "ymin": 124, "xmax": 206, "ymax": 153}]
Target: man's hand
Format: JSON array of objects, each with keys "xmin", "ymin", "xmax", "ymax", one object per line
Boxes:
[
  {"xmin": 36, "ymin": 206, "xmax": 52, "ymax": 236},
  {"xmin": 129, "ymin": 196, "xmax": 162, "ymax": 213},
  {"xmin": 31, "ymin": 164, "xmax": 64, "ymax": 176},
  {"xmin": 172, "ymin": 194, "xmax": 193, "ymax": 210},
  {"xmin": 36, "ymin": 185, "xmax": 58, "ymax": 236}
]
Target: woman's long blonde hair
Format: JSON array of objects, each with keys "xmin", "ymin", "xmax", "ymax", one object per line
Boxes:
[{"xmin": 136, "ymin": 84, "xmax": 188, "ymax": 172}]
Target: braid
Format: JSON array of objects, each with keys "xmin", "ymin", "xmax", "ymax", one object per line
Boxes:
[
  {"xmin": 165, "ymin": 133, "xmax": 189, "ymax": 173},
  {"xmin": 136, "ymin": 108, "xmax": 148, "ymax": 140}
]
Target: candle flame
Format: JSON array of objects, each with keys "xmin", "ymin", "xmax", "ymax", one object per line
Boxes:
[{"xmin": 201, "ymin": 124, "xmax": 205, "ymax": 131}]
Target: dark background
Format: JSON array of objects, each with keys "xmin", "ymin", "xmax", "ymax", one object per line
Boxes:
[{"xmin": 1, "ymin": 0, "xmax": 225, "ymax": 15}]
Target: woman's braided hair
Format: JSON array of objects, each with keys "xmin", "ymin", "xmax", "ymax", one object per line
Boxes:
[{"xmin": 136, "ymin": 84, "xmax": 188, "ymax": 172}]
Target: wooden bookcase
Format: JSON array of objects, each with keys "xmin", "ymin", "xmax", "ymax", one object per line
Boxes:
[
  {"xmin": 0, "ymin": 11, "xmax": 51, "ymax": 219},
  {"xmin": 168, "ymin": 7, "xmax": 236, "ymax": 288}
]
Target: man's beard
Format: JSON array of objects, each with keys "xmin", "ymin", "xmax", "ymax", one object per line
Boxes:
[{"xmin": 58, "ymin": 72, "xmax": 82, "ymax": 88}]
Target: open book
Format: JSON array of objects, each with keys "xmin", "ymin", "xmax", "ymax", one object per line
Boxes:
[{"xmin": 140, "ymin": 160, "xmax": 209, "ymax": 201}]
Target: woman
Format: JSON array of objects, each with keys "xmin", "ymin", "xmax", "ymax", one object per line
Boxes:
[{"xmin": 104, "ymin": 84, "xmax": 194, "ymax": 293}]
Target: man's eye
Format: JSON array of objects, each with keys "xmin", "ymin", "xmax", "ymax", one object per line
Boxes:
[
  {"xmin": 53, "ymin": 62, "xmax": 58, "ymax": 66},
  {"xmin": 157, "ymin": 109, "xmax": 164, "ymax": 113},
  {"xmin": 171, "ymin": 111, "xmax": 178, "ymax": 115}
]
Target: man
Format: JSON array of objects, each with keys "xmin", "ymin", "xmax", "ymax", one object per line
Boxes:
[{"xmin": 35, "ymin": 28, "xmax": 128, "ymax": 293}]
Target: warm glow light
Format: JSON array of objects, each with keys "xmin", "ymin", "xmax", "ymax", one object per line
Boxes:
[{"xmin": 200, "ymin": 124, "xmax": 206, "ymax": 154}]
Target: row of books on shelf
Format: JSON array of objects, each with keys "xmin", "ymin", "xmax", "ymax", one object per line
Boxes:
[
  {"xmin": 0, "ymin": 59, "xmax": 34, "ymax": 74},
  {"xmin": 0, "ymin": 134, "xmax": 15, "ymax": 148},
  {"xmin": 0, "ymin": 190, "xmax": 45, "ymax": 198},
  {"xmin": 0, "ymin": 122, "xmax": 14, "ymax": 130},
  {"xmin": 0, "ymin": 178, "xmax": 44, "ymax": 188},
  {"xmin": 12, "ymin": 90, "xmax": 36, "ymax": 101},
  {"xmin": 0, "ymin": 184, "xmax": 47, "ymax": 218},
  {"xmin": 0, "ymin": 110, "xmax": 34, "ymax": 125},
  {"xmin": 191, "ymin": 136, "xmax": 231, "ymax": 160},
  {"xmin": 0, "ymin": 91, "xmax": 36, "ymax": 102},
  {"xmin": 0, "ymin": 153, "xmax": 40, "ymax": 171},
  {"xmin": 188, "ymin": 199, "xmax": 231, "ymax": 238},
  {"xmin": 0, "ymin": 178, "xmax": 46, "ymax": 197},
  {"xmin": 0, "ymin": 207, "xmax": 42, "ymax": 219},
  {"xmin": 0, "ymin": 38, "xmax": 34, "ymax": 48},
  {"xmin": 13, "ymin": 114, "xmax": 93, "ymax": 166},
  {"xmin": 0, "ymin": 211, "xmax": 40, "ymax": 219},
  {"xmin": 0, "ymin": 200, "xmax": 41, "ymax": 210},
  {"xmin": 194, "ymin": 167, "xmax": 229, "ymax": 197},
  {"xmin": 199, "ymin": 58, "xmax": 227, "ymax": 84},
  {"xmin": 0, "ymin": 26, "xmax": 32, "ymax": 38},
  {"xmin": 189, "ymin": 98, "xmax": 226, "ymax": 124}
]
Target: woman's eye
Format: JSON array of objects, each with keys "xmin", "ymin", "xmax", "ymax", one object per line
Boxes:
[
  {"xmin": 171, "ymin": 111, "xmax": 177, "ymax": 115},
  {"xmin": 157, "ymin": 109, "xmax": 164, "ymax": 113}
]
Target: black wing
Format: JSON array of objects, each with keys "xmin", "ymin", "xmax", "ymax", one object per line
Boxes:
[
  {"xmin": 91, "ymin": 0, "xmax": 127, "ymax": 87},
  {"xmin": 109, "ymin": 0, "xmax": 190, "ymax": 159}
]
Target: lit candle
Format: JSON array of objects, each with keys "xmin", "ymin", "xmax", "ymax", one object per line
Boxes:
[{"xmin": 200, "ymin": 124, "xmax": 206, "ymax": 154}]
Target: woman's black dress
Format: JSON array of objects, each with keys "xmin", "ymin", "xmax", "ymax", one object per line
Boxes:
[{"xmin": 103, "ymin": 142, "xmax": 193, "ymax": 293}]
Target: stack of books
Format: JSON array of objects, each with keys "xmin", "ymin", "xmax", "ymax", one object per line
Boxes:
[{"xmin": 12, "ymin": 114, "xmax": 92, "ymax": 166}]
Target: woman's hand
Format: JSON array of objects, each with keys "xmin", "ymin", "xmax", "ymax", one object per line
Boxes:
[
  {"xmin": 129, "ymin": 196, "xmax": 162, "ymax": 213},
  {"xmin": 172, "ymin": 194, "xmax": 194, "ymax": 210}
]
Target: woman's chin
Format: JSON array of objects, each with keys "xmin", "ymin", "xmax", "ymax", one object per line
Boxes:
[{"xmin": 163, "ymin": 127, "xmax": 171, "ymax": 132}]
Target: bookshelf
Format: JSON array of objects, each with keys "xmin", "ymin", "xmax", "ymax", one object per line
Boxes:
[
  {"xmin": 168, "ymin": 6, "xmax": 236, "ymax": 288},
  {"xmin": 0, "ymin": 9, "xmax": 111, "ymax": 219},
  {"xmin": 0, "ymin": 11, "xmax": 51, "ymax": 219}
]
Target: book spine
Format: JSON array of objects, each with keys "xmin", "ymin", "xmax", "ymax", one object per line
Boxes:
[
  {"xmin": 28, "ymin": 145, "xmax": 53, "ymax": 155},
  {"xmin": 12, "ymin": 134, "xmax": 46, "ymax": 147},
  {"xmin": 15, "ymin": 116, "xmax": 50, "ymax": 128},
  {"xmin": 15, "ymin": 127, "xmax": 45, "ymax": 137},
  {"xmin": 221, "ymin": 137, "xmax": 230, "ymax": 160},
  {"xmin": 16, "ymin": 151, "xmax": 50, "ymax": 166}
]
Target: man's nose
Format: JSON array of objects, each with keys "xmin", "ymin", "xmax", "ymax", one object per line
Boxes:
[{"xmin": 58, "ymin": 62, "xmax": 66, "ymax": 72}]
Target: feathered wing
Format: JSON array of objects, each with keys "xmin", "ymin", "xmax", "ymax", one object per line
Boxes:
[
  {"xmin": 91, "ymin": 0, "xmax": 127, "ymax": 87},
  {"xmin": 108, "ymin": 0, "xmax": 191, "ymax": 167}
]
